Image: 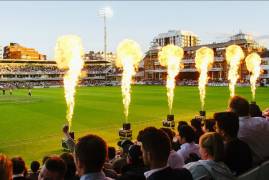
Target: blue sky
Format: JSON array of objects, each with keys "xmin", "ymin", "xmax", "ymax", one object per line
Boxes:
[{"xmin": 0, "ymin": 1, "xmax": 268, "ymax": 59}]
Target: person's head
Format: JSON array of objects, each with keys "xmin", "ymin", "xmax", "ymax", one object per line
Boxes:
[
  {"xmin": 202, "ymin": 119, "xmax": 216, "ymax": 133},
  {"xmin": 127, "ymin": 145, "xmax": 143, "ymax": 165},
  {"xmin": 228, "ymin": 96, "xmax": 249, "ymax": 116},
  {"xmin": 191, "ymin": 118, "xmax": 203, "ymax": 132},
  {"xmin": 178, "ymin": 125, "xmax": 195, "ymax": 144},
  {"xmin": 160, "ymin": 128, "xmax": 175, "ymax": 145},
  {"xmin": 0, "ymin": 154, "xmax": 12, "ymax": 180},
  {"xmin": 117, "ymin": 139, "xmax": 134, "ymax": 155},
  {"xmin": 30, "ymin": 161, "xmax": 40, "ymax": 173},
  {"xmin": 199, "ymin": 132, "xmax": 224, "ymax": 162},
  {"xmin": 38, "ymin": 156, "xmax": 66, "ymax": 180},
  {"xmin": 60, "ymin": 153, "xmax": 76, "ymax": 179},
  {"xmin": 214, "ymin": 112, "xmax": 239, "ymax": 140},
  {"xmin": 42, "ymin": 156, "xmax": 50, "ymax": 165},
  {"xmin": 249, "ymin": 103, "xmax": 262, "ymax": 117},
  {"xmin": 138, "ymin": 127, "xmax": 171, "ymax": 168},
  {"xmin": 178, "ymin": 121, "xmax": 188, "ymax": 130},
  {"xmin": 11, "ymin": 156, "xmax": 26, "ymax": 175},
  {"xmin": 74, "ymin": 134, "xmax": 107, "ymax": 176},
  {"xmin": 108, "ymin": 147, "xmax": 116, "ymax": 161}
]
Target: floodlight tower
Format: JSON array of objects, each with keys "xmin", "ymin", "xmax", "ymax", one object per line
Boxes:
[{"xmin": 98, "ymin": 7, "xmax": 113, "ymax": 62}]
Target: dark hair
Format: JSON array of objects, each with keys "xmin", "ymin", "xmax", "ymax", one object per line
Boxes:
[
  {"xmin": 249, "ymin": 103, "xmax": 262, "ymax": 117},
  {"xmin": 200, "ymin": 132, "xmax": 224, "ymax": 162},
  {"xmin": 191, "ymin": 118, "xmax": 202, "ymax": 131},
  {"xmin": 108, "ymin": 147, "xmax": 116, "ymax": 160},
  {"xmin": 0, "ymin": 154, "xmax": 12, "ymax": 180},
  {"xmin": 128, "ymin": 145, "xmax": 143, "ymax": 165},
  {"xmin": 75, "ymin": 134, "xmax": 107, "ymax": 173},
  {"xmin": 214, "ymin": 112, "xmax": 239, "ymax": 138},
  {"xmin": 11, "ymin": 157, "xmax": 25, "ymax": 175},
  {"xmin": 229, "ymin": 96, "xmax": 249, "ymax": 116},
  {"xmin": 177, "ymin": 121, "xmax": 188, "ymax": 132},
  {"xmin": 139, "ymin": 127, "xmax": 171, "ymax": 164},
  {"xmin": 42, "ymin": 155, "xmax": 50, "ymax": 165},
  {"xmin": 45, "ymin": 156, "xmax": 66, "ymax": 179},
  {"xmin": 60, "ymin": 153, "xmax": 76, "ymax": 178},
  {"xmin": 160, "ymin": 127, "xmax": 175, "ymax": 144},
  {"xmin": 178, "ymin": 125, "xmax": 195, "ymax": 143},
  {"xmin": 203, "ymin": 119, "xmax": 215, "ymax": 132},
  {"xmin": 30, "ymin": 161, "xmax": 40, "ymax": 173}
]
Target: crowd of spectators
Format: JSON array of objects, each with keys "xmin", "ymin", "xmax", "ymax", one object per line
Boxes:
[{"xmin": 0, "ymin": 95, "xmax": 269, "ymax": 180}]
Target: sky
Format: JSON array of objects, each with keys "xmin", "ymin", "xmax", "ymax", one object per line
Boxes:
[{"xmin": 0, "ymin": 1, "xmax": 268, "ymax": 59}]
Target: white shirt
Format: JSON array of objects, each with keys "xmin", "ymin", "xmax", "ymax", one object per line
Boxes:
[
  {"xmin": 177, "ymin": 142, "xmax": 200, "ymax": 161},
  {"xmin": 168, "ymin": 150, "xmax": 184, "ymax": 169},
  {"xmin": 144, "ymin": 166, "xmax": 168, "ymax": 179},
  {"xmin": 238, "ymin": 116, "xmax": 269, "ymax": 164}
]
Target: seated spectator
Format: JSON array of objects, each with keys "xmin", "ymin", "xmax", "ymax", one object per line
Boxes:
[
  {"xmin": 138, "ymin": 127, "xmax": 192, "ymax": 180},
  {"xmin": 74, "ymin": 134, "xmax": 111, "ymax": 180},
  {"xmin": 190, "ymin": 118, "xmax": 204, "ymax": 144},
  {"xmin": 178, "ymin": 121, "xmax": 188, "ymax": 128},
  {"xmin": 103, "ymin": 146, "xmax": 118, "ymax": 179},
  {"xmin": 120, "ymin": 144, "xmax": 147, "ymax": 179},
  {"xmin": 249, "ymin": 102, "xmax": 262, "ymax": 117},
  {"xmin": 177, "ymin": 125, "xmax": 200, "ymax": 163},
  {"xmin": 263, "ymin": 107, "xmax": 269, "ymax": 120},
  {"xmin": 228, "ymin": 95, "xmax": 269, "ymax": 164},
  {"xmin": 60, "ymin": 153, "xmax": 79, "ymax": 180},
  {"xmin": 38, "ymin": 156, "xmax": 66, "ymax": 180},
  {"xmin": 202, "ymin": 119, "xmax": 215, "ymax": 133},
  {"xmin": 28, "ymin": 161, "xmax": 40, "ymax": 180},
  {"xmin": 11, "ymin": 157, "xmax": 28, "ymax": 180},
  {"xmin": 108, "ymin": 147, "xmax": 116, "ymax": 163},
  {"xmin": 214, "ymin": 112, "xmax": 252, "ymax": 176},
  {"xmin": 0, "ymin": 154, "xmax": 12, "ymax": 180},
  {"xmin": 160, "ymin": 128, "xmax": 184, "ymax": 169},
  {"xmin": 184, "ymin": 133, "xmax": 235, "ymax": 180}
]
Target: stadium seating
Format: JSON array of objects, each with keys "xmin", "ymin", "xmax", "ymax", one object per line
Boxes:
[{"xmin": 237, "ymin": 166, "xmax": 260, "ymax": 180}]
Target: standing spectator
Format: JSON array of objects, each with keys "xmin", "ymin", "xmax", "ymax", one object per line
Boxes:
[
  {"xmin": 0, "ymin": 154, "xmax": 12, "ymax": 180},
  {"xmin": 214, "ymin": 112, "xmax": 252, "ymax": 176},
  {"xmin": 160, "ymin": 128, "xmax": 184, "ymax": 169},
  {"xmin": 184, "ymin": 133, "xmax": 235, "ymax": 180},
  {"xmin": 38, "ymin": 156, "xmax": 66, "ymax": 180},
  {"xmin": 28, "ymin": 161, "xmax": 40, "ymax": 180},
  {"xmin": 74, "ymin": 134, "xmax": 111, "ymax": 180},
  {"xmin": 11, "ymin": 157, "xmax": 28, "ymax": 180},
  {"xmin": 177, "ymin": 125, "xmax": 200, "ymax": 163},
  {"xmin": 202, "ymin": 119, "xmax": 215, "ymax": 133},
  {"xmin": 138, "ymin": 127, "xmax": 192, "ymax": 180},
  {"xmin": 228, "ymin": 95, "xmax": 269, "ymax": 164},
  {"xmin": 60, "ymin": 153, "xmax": 79, "ymax": 180},
  {"xmin": 190, "ymin": 119, "xmax": 204, "ymax": 144}
]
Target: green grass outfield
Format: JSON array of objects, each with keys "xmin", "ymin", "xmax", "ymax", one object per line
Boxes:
[{"xmin": 0, "ymin": 85, "xmax": 268, "ymax": 164}]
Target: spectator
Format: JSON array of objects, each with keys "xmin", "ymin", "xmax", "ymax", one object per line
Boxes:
[
  {"xmin": 184, "ymin": 132, "xmax": 235, "ymax": 180},
  {"xmin": 228, "ymin": 95, "xmax": 269, "ymax": 164},
  {"xmin": 190, "ymin": 119, "xmax": 204, "ymax": 144},
  {"xmin": 214, "ymin": 112, "xmax": 252, "ymax": 175},
  {"xmin": 62, "ymin": 125, "xmax": 75, "ymax": 152},
  {"xmin": 11, "ymin": 157, "xmax": 28, "ymax": 180},
  {"xmin": 263, "ymin": 108, "xmax": 269, "ymax": 120},
  {"xmin": 138, "ymin": 127, "xmax": 192, "ymax": 180},
  {"xmin": 74, "ymin": 134, "xmax": 111, "ymax": 180},
  {"xmin": 0, "ymin": 154, "xmax": 12, "ymax": 180},
  {"xmin": 28, "ymin": 161, "xmax": 40, "ymax": 180},
  {"xmin": 120, "ymin": 145, "xmax": 147, "ymax": 179},
  {"xmin": 249, "ymin": 102, "xmax": 262, "ymax": 117},
  {"xmin": 177, "ymin": 125, "xmax": 200, "ymax": 163},
  {"xmin": 38, "ymin": 156, "xmax": 66, "ymax": 180},
  {"xmin": 202, "ymin": 119, "xmax": 215, "ymax": 133},
  {"xmin": 160, "ymin": 128, "xmax": 184, "ymax": 169},
  {"xmin": 60, "ymin": 153, "xmax": 79, "ymax": 180},
  {"xmin": 108, "ymin": 147, "xmax": 116, "ymax": 163}
]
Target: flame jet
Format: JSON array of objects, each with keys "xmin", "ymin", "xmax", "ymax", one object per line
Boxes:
[
  {"xmin": 226, "ymin": 45, "xmax": 245, "ymax": 97},
  {"xmin": 55, "ymin": 35, "xmax": 85, "ymax": 130},
  {"xmin": 195, "ymin": 47, "xmax": 214, "ymax": 111},
  {"xmin": 245, "ymin": 52, "xmax": 261, "ymax": 101},
  {"xmin": 116, "ymin": 39, "xmax": 142, "ymax": 121},
  {"xmin": 158, "ymin": 45, "xmax": 184, "ymax": 114}
]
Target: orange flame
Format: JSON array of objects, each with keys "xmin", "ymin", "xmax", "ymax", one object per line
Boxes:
[
  {"xmin": 158, "ymin": 44, "xmax": 184, "ymax": 114},
  {"xmin": 245, "ymin": 52, "xmax": 261, "ymax": 101},
  {"xmin": 116, "ymin": 39, "xmax": 142, "ymax": 121},
  {"xmin": 226, "ymin": 45, "xmax": 245, "ymax": 97},
  {"xmin": 195, "ymin": 47, "xmax": 214, "ymax": 111},
  {"xmin": 55, "ymin": 35, "xmax": 85, "ymax": 130}
]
